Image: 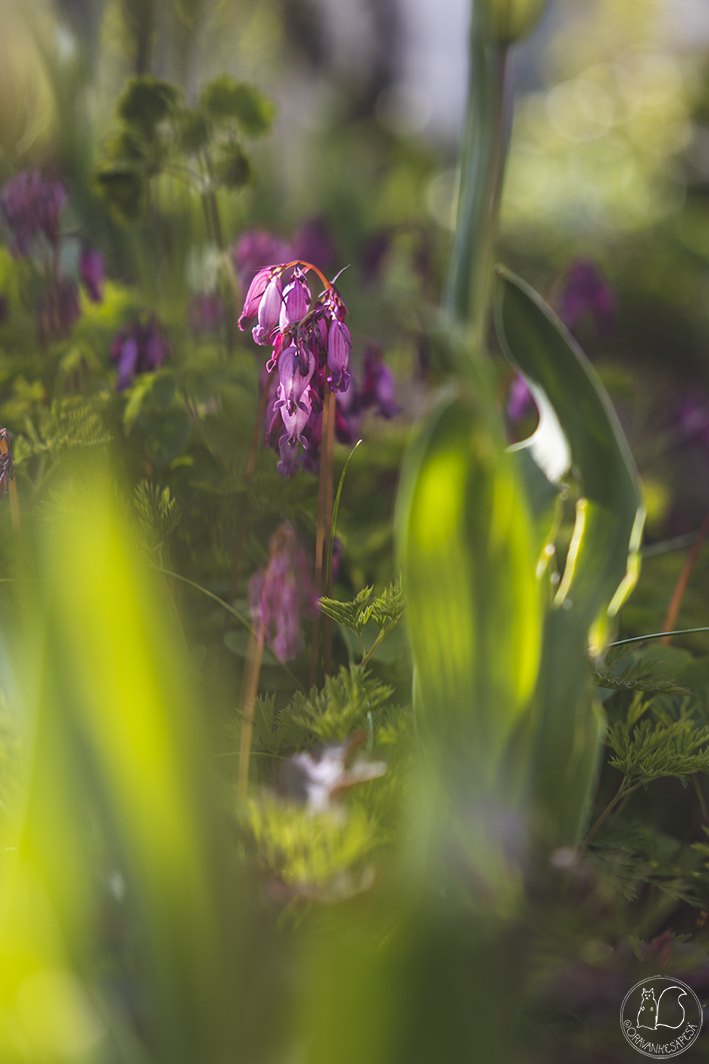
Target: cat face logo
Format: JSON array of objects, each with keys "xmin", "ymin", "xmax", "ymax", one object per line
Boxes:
[{"xmin": 621, "ymin": 976, "xmax": 703, "ymax": 1058}]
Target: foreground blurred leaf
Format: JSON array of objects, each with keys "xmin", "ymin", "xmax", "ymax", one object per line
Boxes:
[
  {"xmin": 0, "ymin": 468, "xmax": 238, "ymax": 1062},
  {"xmin": 200, "ymin": 77, "xmax": 276, "ymax": 136}
]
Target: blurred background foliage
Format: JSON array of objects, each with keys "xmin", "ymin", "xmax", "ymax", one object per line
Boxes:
[{"xmin": 2, "ymin": 0, "xmax": 709, "ymax": 1060}]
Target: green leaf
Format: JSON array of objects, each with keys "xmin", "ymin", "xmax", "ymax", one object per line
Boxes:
[
  {"xmin": 213, "ymin": 141, "xmax": 251, "ymax": 189},
  {"xmin": 495, "ymin": 266, "xmax": 645, "ymax": 650},
  {"xmin": 177, "ymin": 107, "xmax": 210, "ymax": 154},
  {"xmin": 495, "ymin": 267, "xmax": 646, "ymax": 846},
  {"xmin": 200, "ymin": 77, "xmax": 276, "ymax": 135},
  {"xmin": 94, "ymin": 167, "xmax": 147, "ymax": 223},
  {"xmin": 117, "ymin": 75, "xmax": 179, "ymax": 138}
]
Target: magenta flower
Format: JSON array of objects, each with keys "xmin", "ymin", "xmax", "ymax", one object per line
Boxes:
[
  {"xmin": 249, "ymin": 522, "xmax": 314, "ymax": 662},
  {"xmin": 79, "ymin": 246, "xmax": 105, "ymax": 303},
  {"xmin": 0, "ymin": 171, "xmax": 67, "ymax": 256},
  {"xmin": 110, "ymin": 314, "xmax": 171, "ymax": 392},
  {"xmin": 239, "ymin": 257, "xmax": 353, "ymax": 477}
]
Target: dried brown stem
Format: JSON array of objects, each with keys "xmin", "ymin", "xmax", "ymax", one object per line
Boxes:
[
  {"xmin": 309, "ymin": 389, "xmax": 334, "ymax": 688},
  {"xmin": 660, "ymin": 510, "xmax": 709, "ymax": 644},
  {"xmin": 238, "ymin": 625, "xmax": 265, "ymax": 804},
  {"xmin": 322, "ymin": 389, "xmax": 337, "ymax": 677}
]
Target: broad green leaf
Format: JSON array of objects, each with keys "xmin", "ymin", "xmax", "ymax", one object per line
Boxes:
[
  {"xmin": 495, "ymin": 266, "xmax": 645, "ymax": 648},
  {"xmin": 495, "ymin": 266, "xmax": 646, "ymax": 845},
  {"xmin": 213, "ymin": 141, "xmax": 251, "ymax": 189}
]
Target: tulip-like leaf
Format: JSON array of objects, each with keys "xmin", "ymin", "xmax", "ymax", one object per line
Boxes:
[
  {"xmin": 396, "ymin": 388, "xmax": 543, "ymax": 797},
  {"xmin": 495, "ymin": 266, "xmax": 646, "ymax": 845}
]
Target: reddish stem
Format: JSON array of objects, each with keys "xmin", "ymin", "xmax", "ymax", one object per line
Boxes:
[
  {"xmin": 322, "ymin": 390, "xmax": 337, "ymax": 676},
  {"xmin": 661, "ymin": 510, "xmax": 709, "ymax": 644}
]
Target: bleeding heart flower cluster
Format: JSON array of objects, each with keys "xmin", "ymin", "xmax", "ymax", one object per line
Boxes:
[
  {"xmin": 239, "ymin": 261, "xmax": 352, "ymax": 477},
  {"xmin": 249, "ymin": 522, "xmax": 314, "ymax": 663}
]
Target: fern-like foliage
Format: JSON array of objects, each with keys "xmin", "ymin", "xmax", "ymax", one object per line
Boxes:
[
  {"xmin": 593, "ymin": 651, "xmax": 689, "ymax": 696},
  {"xmin": 607, "ymin": 716, "xmax": 709, "ymax": 785},
  {"xmin": 282, "ymin": 664, "xmax": 394, "ymax": 744},
  {"xmin": 134, "ymin": 479, "xmax": 181, "ymax": 557},
  {"xmin": 319, "ymin": 578, "xmax": 404, "ymax": 662},
  {"xmin": 20, "ymin": 397, "xmax": 112, "ymax": 459}
]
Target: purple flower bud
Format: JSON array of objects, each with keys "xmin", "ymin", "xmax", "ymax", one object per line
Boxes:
[
  {"xmin": 238, "ymin": 266, "xmax": 273, "ymax": 330},
  {"xmin": 361, "ymin": 345, "xmax": 399, "ymax": 418},
  {"xmin": 278, "ymin": 271, "xmax": 311, "ymax": 330},
  {"xmin": 277, "ymin": 344, "xmax": 315, "ymax": 418},
  {"xmin": 0, "ymin": 171, "xmax": 67, "ymax": 256},
  {"xmin": 110, "ymin": 313, "xmax": 171, "ymax": 391},
  {"xmin": 276, "ymin": 436, "xmax": 300, "ymax": 478},
  {"xmin": 248, "ymin": 522, "xmax": 313, "ymax": 661},
  {"xmin": 327, "ymin": 319, "xmax": 351, "ymax": 392},
  {"xmin": 79, "ymin": 246, "xmax": 105, "ymax": 303},
  {"xmin": 114, "ymin": 336, "xmax": 140, "ymax": 392},
  {"xmin": 252, "ymin": 275, "xmax": 282, "ymax": 345}
]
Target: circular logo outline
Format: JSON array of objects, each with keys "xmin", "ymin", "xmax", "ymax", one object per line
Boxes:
[{"xmin": 620, "ymin": 975, "xmax": 703, "ymax": 1059}]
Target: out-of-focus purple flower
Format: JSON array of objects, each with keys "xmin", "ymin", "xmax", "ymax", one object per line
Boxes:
[
  {"xmin": 292, "ymin": 217, "xmax": 338, "ymax": 275},
  {"xmin": 249, "ymin": 522, "xmax": 313, "ymax": 662},
  {"xmin": 673, "ymin": 391, "xmax": 709, "ymax": 448},
  {"xmin": 0, "ymin": 171, "xmax": 67, "ymax": 256},
  {"xmin": 360, "ymin": 344, "xmax": 399, "ymax": 418},
  {"xmin": 0, "ymin": 429, "xmax": 14, "ymax": 500},
  {"xmin": 233, "ymin": 230, "xmax": 294, "ymax": 288},
  {"xmin": 188, "ymin": 291, "xmax": 224, "ymax": 335},
  {"xmin": 359, "ymin": 229, "xmax": 392, "ymax": 285},
  {"xmin": 507, "ymin": 375, "xmax": 536, "ymax": 422},
  {"xmin": 110, "ymin": 314, "xmax": 171, "ymax": 392},
  {"xmin": 558, "ymin": 259, "xmax": 615, "ymax": 335},
  {"xmin": 36, "ymin": 277, "xmax": 81, "ymax": 344},
  {"xmin": 79, "ymin": 246, "xmax": 105, "ymax": 303}
]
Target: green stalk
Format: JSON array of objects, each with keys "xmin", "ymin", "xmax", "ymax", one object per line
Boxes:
[{"xmin": 444, "ymin": 6, "xmax": 511, "ymax": 345}]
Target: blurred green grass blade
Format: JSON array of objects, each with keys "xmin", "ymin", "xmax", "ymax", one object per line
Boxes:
[
  {"xmin": 495, "ymin": 267, "xmax": 645, "ymax": 845},
  {"xmin": 0, "ymin": 472, "xmax": 238, "ymax": 1063}
]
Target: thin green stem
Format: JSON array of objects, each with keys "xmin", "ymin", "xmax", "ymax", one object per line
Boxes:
[
  {"xmin": 609, "ymin": 627, "xmax": 709, "ymax": 649},
  {"xmin": 578, "ymin": 777, "xmax": 643, "ymax": 856},
  {"xmin": 694, "ymin": 776, "xmax": 708, "ymax": 821}
]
